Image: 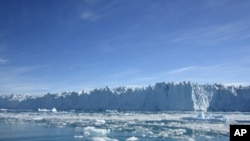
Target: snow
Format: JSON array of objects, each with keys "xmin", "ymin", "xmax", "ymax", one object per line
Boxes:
[{"xmin": 0, "ymin": 82, "xmax": 250, "ymax": 112}]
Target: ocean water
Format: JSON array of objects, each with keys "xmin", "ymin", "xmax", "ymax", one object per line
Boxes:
[{"xmin": 0, "ymin": 109, "xmax": 250, "ymax": 141}]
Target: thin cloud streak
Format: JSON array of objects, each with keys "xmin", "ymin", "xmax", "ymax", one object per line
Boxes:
[
  {"xmin": 0, "ymin": 65, "xmax": 52, "ymax": 94},
  {"xmin": 0, "ymin": 82, "xmax": 50, "ymax": 95},
  {"xmin": 162, "ymin": 64, "xmax": 250, "ymax": 85},
  {"xmin": 80, "ymin": 0, "xmax": 119, "ymax": 21},
  {"xmin": 167, "ymin": 66, "xmax": 195, "ymax": 74},
  {"xmin": 169, "ymin": 21, "xmax": 250, "ymax": 45},
  {"xmin": 106, "ymin": 69, "xmax": 141, "ymax": 79},
  {"xmin": 80, "ymin": 11, "xmax": 95, "ymax": 20},
  {"xmin": 0, "ymin": 58, "xmax": 8, "ymax": 64}
]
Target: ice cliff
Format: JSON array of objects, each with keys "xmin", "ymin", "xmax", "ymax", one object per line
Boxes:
[{"xmin": 0, "ymin": 82, "xmax": 250, "ymax": 111}]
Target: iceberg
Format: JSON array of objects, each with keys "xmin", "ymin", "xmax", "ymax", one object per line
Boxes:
[
  {"xmin": 0, "ymin": 82, "xmax": 249, "ymax": 112},
  {"xmin": 51, "ymin": 107, "xmax": 57, "ymax": 113}
]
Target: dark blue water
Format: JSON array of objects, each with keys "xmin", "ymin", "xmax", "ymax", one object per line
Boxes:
[{"xmin": 1, "ymin": 109, "xmax": 249, "ymax": 141}]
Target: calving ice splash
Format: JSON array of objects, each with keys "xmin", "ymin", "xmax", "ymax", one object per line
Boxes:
[{"xmin": 0, "ymin": 82, "xmax": 250, "ymax": 111}]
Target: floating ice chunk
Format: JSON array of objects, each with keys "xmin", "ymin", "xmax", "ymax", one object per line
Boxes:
[
  {"xmin": 38, "ymin": 108, "xmax": 50, "ymax": 112},
  {"xmin": 51, "ymin": 108, "xmax": 57, "ymax": 113},
  {"xmin": 74, "ymin": 135, "xmax": 84, "ymax": 138},
  {"xmin": 106, "ymin": 110, "xmax": 118, "ymax": 113},
  {"xmin": 213, "ymin": 114, "xmax": 228, "ymax": 122},
  {"xmin": 84, "ymin": 126, "xmax": 110, "ymax": 137},
  {"xmin": 92, "ymin": 137, "xmax": 118, "ymax": 141},
  {"xmin": 126, "ymin": 136, "xmax": 138, "ymax": 141},
  {"xmin": 83, "ymin": 127, "xmax": 117, "ymax": 141},
  {"xmin": 38, "ymin": 108, "xmax": 57, "ymax": 113},
  {"xmin": 92, "ymin": 137, "xmax": 106, "ymax": 141},
  {"xmin": 188, "ymin": 138, "xmax": 195, "ymax": 141},
  {"xmin": 95, "ymin": 119, "xmax": 106, "ymax": 125},
  {"xmin": 159, "ymin": 129, "xmax": 186, "ymax": 137},
  {"xmin": 33, "ymin": 117, "xmax": 43, "ymax": 121}
]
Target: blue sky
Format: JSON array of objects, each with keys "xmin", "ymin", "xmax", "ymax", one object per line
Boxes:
[{"xmin": 0, "ymin": 0, "xmax": 250, "ymax": 94}]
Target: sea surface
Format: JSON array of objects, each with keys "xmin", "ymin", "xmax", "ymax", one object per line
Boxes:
[{"xmin": 0, "ymin": 109, "xmax": 250, "ymax": 141}]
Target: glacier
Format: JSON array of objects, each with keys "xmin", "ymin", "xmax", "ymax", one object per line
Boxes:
[{"xmin": 0, "ymin": 82, "xmax": 250, "ymax": 112}]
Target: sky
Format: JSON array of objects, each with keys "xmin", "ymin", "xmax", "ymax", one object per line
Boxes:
[{"xmin": 0, "ymin": 0, "xmax": 250, "ymax": 94}]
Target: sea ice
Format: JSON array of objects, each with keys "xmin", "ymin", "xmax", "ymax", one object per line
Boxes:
[
  {"xmin": 95, "ymin": 119, "xmax": 106, "ymax": 125},
  {"xmin": 91, "ymin": 137, "xmax": 118, "ymax": 141},
  {"xmin": 84, "ymin": 126, "xmax": 110, "ymax": 137},
  {"xmin": 126, "ymin": 136, "xmax": 139, "ymax": 141},
  {"xmin": 74, "ymin": 135, "xmax": 83, "ymax": 138},
  {"xmin": 38, "ymin": 108, "xmax": 50, "ymax": 112}
]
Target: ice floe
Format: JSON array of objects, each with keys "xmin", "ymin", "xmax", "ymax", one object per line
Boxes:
[
  {"xmin": 126, "ymin": 136, "xmax": 139, "ymax": 141},
  {"xmin": 1, "ymin": 110, "xmax": 249, "ymax": 140}
]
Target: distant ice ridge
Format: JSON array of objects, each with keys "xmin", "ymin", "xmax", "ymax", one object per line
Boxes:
[{"xmin": 0, "ymin": 82, "xmax": 250, "ymax": 112}]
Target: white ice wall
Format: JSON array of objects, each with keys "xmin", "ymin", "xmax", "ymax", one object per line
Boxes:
[{"xmin": 0, "ymin": 82, "xmax": 249, "ymax": 111}]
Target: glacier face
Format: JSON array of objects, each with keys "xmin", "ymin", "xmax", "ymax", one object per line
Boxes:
[{"xmin": 0, "ymin": 82, "xmax": 250, "ymax": 112}]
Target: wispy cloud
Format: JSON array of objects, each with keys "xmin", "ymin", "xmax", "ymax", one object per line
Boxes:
[
  {"xmin": 80, "ymin": 11, "xmax": 99, "ymax": 21},
  {"xmin": 80, "ymin": 0, "xmax": 118, "ymax": 21},
  {"xmin": 0, "ymin": 65, "xmax": 52, "ymax": 94},
  {"xmin": 0, "ymin": 58, "xmax": 8, "ymax": 64},
  {"xmin": 169, "ymin": 21, "xmax": 250, "ymax": 45},
  {"xmin": 161, "ymin": 64, "xmax": 250, "ymax": 85},
  {"xmin": 107, "ymin": 69, "xmax": 141, "ymax": 79},
  {"xmin": 0, "ymin": 82, "xmax": 50, "ymax": 94},
  {"xmin": 167, "ymin": 66, "xmax": 195, "ymax": 74}
]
